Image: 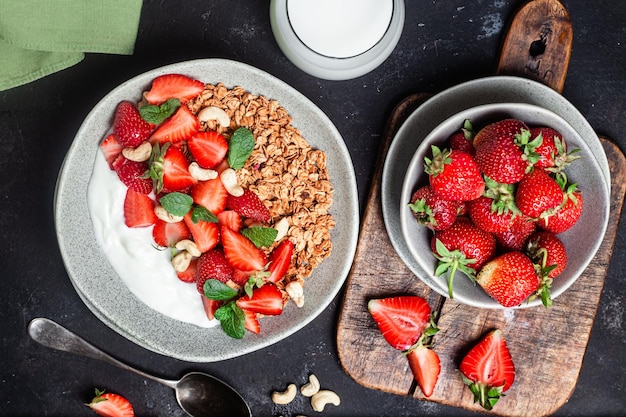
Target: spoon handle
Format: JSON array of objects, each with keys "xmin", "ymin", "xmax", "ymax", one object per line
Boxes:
[{"xmin": 28, "ymin": 318, "xmax": 177, "ymax": 389}]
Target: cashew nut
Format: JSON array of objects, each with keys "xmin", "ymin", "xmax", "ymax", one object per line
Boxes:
[
  {"xmin": 188, "ymin": 162, "xmax": 218, "ymax": 181},
  {"xmin": 220, "ymin": 168, "xmax": 244, "ymax": 197},
  {"xmin": 285, "ymin": 281, "xmax": 303, "ymax": 299},
  {"xmin": 175, "ymin": 239, "xmax": 201, "ymax": 257},
  {"xmin": 274, "ymin": 217, "xmax": 289, "ymax": 241},
  {"xmin": 122, "ymin": 141, "xmax": 152, "ymax": 162},
  {"xmin": 271, "ymin": 383, "xmax": 297, "ymax": 405},
  {"xmin": 310, "ymin": 390, "xmax": 340, "ymax": 412},
  {"xmin": 154, "ymin": 206, "xmax": 184, "ymax": 223},
  {"xmin": 300, "ymin": 374, "xmax": 320, "ymax": 397},
  {"xmin": 197, "ymin": 106, "xmax": 230, "ymax": 127},
  {"xmin": 172, "ymin": 250, "xmax": 193, "ymax": 272},
  {"xmin": 292, "ymin": 296, "xmax": 304, "ymax": 308}
]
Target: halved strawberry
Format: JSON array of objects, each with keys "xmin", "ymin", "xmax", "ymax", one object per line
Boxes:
[
  {"xmin": 113, "ymin": 156, "xmax": 153, "ymax": 194},
  {"xmin": 149, "ymin": 105, "xmax": 199, "ymax": 145},
  {"xmin": 367, "ymin": 296, "xmax": 432, "ymax": 351},
  {"xmin": 459, "ymin": 329, "xmax": 516, "ymax": 410},
  {"xmin": 196, "ymin": 249, "xmax": 233, "ymax": 293},
  {"xmin": 407, "ymin": 345, "xmax": 441, "ymax": 397},
  {"xmin": 150, "ymin": 144, "xmax": 197, "ymax": 193},
  {"xmin": 113, "ymin": 101, "xmax": 153, "ymax": 148},
  {"xmin": 152, "ymin": 219, "xmax": 190, "ymax": 247},
  {"xmin": 123, "ymin": 188, "xmax": 156, "ymax": 228},
  {"xmin": 221, "ymin": 226, "xmax": 268, "ymax": 272},
  {"xmin": 87, "ymin": 389, "xmax": 134, "ymax": 417},
  {"xmin": 183, "ymin": 213, "xmax": 219, "ymax": 253},
  {"xmin": 201, "ymin": 294, "xmax": 222, "ymax": 321},
  {"xmin": 177, "ymin": 258, "xmax": 197, "ymax": 283},
  {"xmin": 226, "ymin": 189, "xmax": 271, "ymax": 222},
  {"xmin": 235, "ymin": 283, "xmax": 284, "ymax": 316},
  {"xmin": 267, "ymin": 239, "xmax": 294, "ymax": 283},
  {"xmin": 191, "ymin": 177, "xmax": 228, "ymax": 215},
  {"xmin": 188, "ymin": 131, "xmax": 229, "ymax": 169},
  {"xmin": 100, "ymin": 134, "xmax": 123, "ymax": 169},
  {"xmin": 144, "ymin": 74, "xmax": 205, "ymax": 105},
  {"xmin": 217, "ymin": 210, "xmax": 242, "ymax": 231},
  {"xmin": 242, "ymin": 308, "xmax": 261, "ymax": 334}
]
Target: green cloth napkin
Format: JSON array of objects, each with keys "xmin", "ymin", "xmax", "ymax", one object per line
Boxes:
[{"xmin": 0, "ymin": 0, "xmax": 143, "ymax": 91}]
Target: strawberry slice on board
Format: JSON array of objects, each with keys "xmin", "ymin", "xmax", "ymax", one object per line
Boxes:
[
  {"xmin": 367, "ymin": 296, "xmax": 432, "ymax": 351},
  {"xmin": 235, "ymin": 283, "xmax": 284, "ymax": 316},
  {"xmin": 123, "ymin": 188, "xmax": 156, "ymax": 228},
  {"xmin": 152, "ymin": 219, "xmax": 190, "ymax": 248},
  {"xmin": 183, "ymin": 213, "xmax": 219, "ymax": 253},
  {"xmin": 459, "ymin": 329, "xmax": 516, "ymax": 411},
  {"xmin": 191, "ymin": 177, "xmax": 228, "ymax": 215},
  {"xmin": 226, "ymin": 189, "xmax": 271, "ymax": 223},
  {"xmin": 149, "ymin": 105, "xmax": 199, "ymax": 145},
  {"xmin": 407, "ymin": 345, "xmax": 441, "ymax": 397},
  {"xmin": 87, "ymin": 389, "xmax": 135, "ymax": 417},
  {"xmin": 113, "ymin": 101, "xmax": 154, "ymax": 148},
  {"xmin": 221, "ymin": 226, "xmax": 268, "ymax": 272},
  {"xmin": 188, "ymin": 131, "xmax": 229, "ymax": 169},
  {"xmin": 267, "ymin": 239, "xmax": 294, "ymax": 283},
  {"xmin": 100, "ymin": 134, "xmax": 124, "ymax": 169},
  {"xmin": 144, "ymin": 74, "xmax": 205, "ymax": 105}
]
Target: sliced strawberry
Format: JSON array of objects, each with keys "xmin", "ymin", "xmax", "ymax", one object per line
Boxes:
[
  {"xmin": 235, "ymin": 283, "xmax": 284, "ymax": 316},
  {"xmin": 144, "ymin": 74, "xmax": 205, "ymax": 105},
  {"xmin": 201, "ymin": 294, "xmax": 222, "ymax": 321},
  {"xmin": 226, "ymin": 189, "xmax": 271, "ymax": 223},
  {"xmin": 100, "ymin": 134, "xmax": 123, "ymax": 169},
  {"xmin": 267, "ymin": 239, "xmax": 294, "ymax": 283},
  {"xmin": 184, "ymin": 213, "xmax": 219, "ymax": 253},
  {"xmin": 407, "ymin": 345, "xmax": 441, "ymax": 397},
  {"xmin": 231, "ymin": 269, "xmax": 253, "ymax": 286},
  {"xmin": 113, "ymin": 101, "xmax": 153, "ymax": 148},
  {"xmin": 221, "ymin": 226, "xmax": 268, "ymax": 272},
  {"xmin": 150, "ymin": 105, "xmax": 199, "ymax": 145},
  {"xmin": 113, "ymin": 157, "xmax": 153, "ymax": 194},
  {"xmin": 87, "ymin": 389, "xmax": 135, "ymax": 417},
  {"xmin": 191, "ymin": 177, "xmax": 228, "ymax": 215},
  {"xmin": 123, "ymin": 188, "xmax": 156, "ymax": 228},
  {"xmin": 188, "ymin": 131, "xmax": 229, "ymax": 169},
  {"xmin": 217, "ymin": 210, "xmax": 242, "ymax": 231},
  {"xmin": 152, "ymin": 219, "xmax": 190, "ymax": 247},
  {"xmin": 459, "ymin": 329, "xmax": 516, "ymax": 410},
  {"xmin": 242, "ymin": 308, "xmax": 261, "ymax": 334},
  {"xmin": 177, "ymin": 258, "xmax": 197, "ymax": 283},
  {"xmin": 158, "ymin": 145, "xmax": 197, "ymax": 192},
  {"xmin": 196, "ymin": 249, "xmax": 233, "ymax": 293},
  {"xmin": 368, "ymin": 296, "xmax": 432, "ymax": 351}
]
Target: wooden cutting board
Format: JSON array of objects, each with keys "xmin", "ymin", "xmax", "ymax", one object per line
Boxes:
[{"xmin": 336, "ymin": 1, "xmax": 626, "ymax": 416}]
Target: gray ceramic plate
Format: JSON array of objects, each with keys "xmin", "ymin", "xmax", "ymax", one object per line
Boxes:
[
  {"xmin": 55, "ymin": 59, "xmax": 359, "ymax": 362},
  {"xmin": 382, "ymin": 76, "xmax": 611, "ymax": 307},
  {"xmin": 399, "ymin": 103, "xmax": 609, "ymax": 308}
]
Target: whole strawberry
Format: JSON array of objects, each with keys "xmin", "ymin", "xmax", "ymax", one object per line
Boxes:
[
  {"xmin": 113, "ymin": 101, "xmax": 153, "ymax": 148},
  {"xmin": 474, "ymin": 119, "xmax": 540, "ymax": 184},
  {"xmin": 425, "ymin": 146, "xmax": 484, "ymax": 201},
  {"xmin": 113, "ymin": 156, "xmax": 153, "ymax": 194},
  {"xmin": 431, "ymin": 218, "xmax": 496, "ymax": 298},
  {"xmin": 448, "ymin": 119, "xmax": 475, "ymax": 156},
  {"xmin": 526, "ymin": 230, "xmax": 568, "ymax": 307},
  {"xmin": 226, "ymin": 189, "xmax": 271, "ymax": 223},
  {"xmin": 515, "ymin": 168, "xmax": 563, "ymax": 220},
  {"xmin": 493, "ymin": 214, "xmax": 536, "ymax": 251},
  {"xmin": 537, "ymin": 183, "xmax": 583, "ymax": 233},
  {"xmin": 476, "ymin": 251, "xmax": 540, "ymax": 307},
  {"xmin": 529, "ymin": 126, "xmax": 580, "ymax": 171},
  {"xmin": 196, "ymin": 249, "xmax": 233, "ymax": 294},
  {"xmin": 408, "ymin": 185, "xmax": 460, "ymax": 231}
]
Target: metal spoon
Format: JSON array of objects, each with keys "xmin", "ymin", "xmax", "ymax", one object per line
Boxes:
[{"xmin": 28, "ymin": 318, "xmax": 251, "ymax": 417}]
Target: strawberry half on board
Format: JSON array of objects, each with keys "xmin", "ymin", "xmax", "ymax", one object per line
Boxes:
[
  {"xmin": 459, "ymin": 329, "xmax": 515, "ymax": 411},
  {"xmin": 86, "ymin": 389, "xmax": 135, "ymax": 417}
]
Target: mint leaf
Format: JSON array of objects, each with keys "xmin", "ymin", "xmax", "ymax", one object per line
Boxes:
[
  {"xmin": 159, "ymin": 192, "xmax": 193, "ymax": 217},
  {"xmin": 215, "ymin": 302, "xmax": 245, "ymax": 339},
  {"xmin": 191, "ymin": 205, "xmax": 218, "ymax": 224},
  {"xmin": 139, "ymin": 98, "xmax": 181, "ymax": 124},
  {"xmin": 204, "ymin": 279, "xmax": 238, "ymax": 301},
  {"xmin": 242, "ymin": 226, "xmax": 277, "ymax": 248},
  {"xmin": 227, "ymin": 127, "xmax": 255, "ymax": 169}
]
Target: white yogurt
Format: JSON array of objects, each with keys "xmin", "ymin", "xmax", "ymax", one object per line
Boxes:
[{"xmin": 87, "ymin": 153, "xmax": 216, "ymax": 328}]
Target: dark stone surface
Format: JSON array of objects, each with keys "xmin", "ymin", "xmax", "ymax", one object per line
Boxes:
[{"xmin": 0, "ymin": 1, "xmax": 624, "ymax": 416}]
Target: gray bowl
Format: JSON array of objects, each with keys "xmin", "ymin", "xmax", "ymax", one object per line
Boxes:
[{"xmin": 398, "ymin": 102, "xmax": 609, "ymax": 308}]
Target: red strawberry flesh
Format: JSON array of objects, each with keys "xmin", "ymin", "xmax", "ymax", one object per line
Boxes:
[{"xmin": 367, "ymin": 296, "xmax": 431, "ymax": 351}]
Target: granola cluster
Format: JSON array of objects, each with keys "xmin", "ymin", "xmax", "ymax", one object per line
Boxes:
[{"xmin": 187, "ymin": 83, "xmax": 335, "ymax": 290}]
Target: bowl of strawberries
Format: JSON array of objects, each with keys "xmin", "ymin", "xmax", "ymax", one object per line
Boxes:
[{"xmin": 400, "ymin": 102, "xmax": 610, "ymax": 309}]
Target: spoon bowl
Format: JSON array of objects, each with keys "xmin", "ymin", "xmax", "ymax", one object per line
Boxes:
[{"xmin": 28, "ymin": 318, "xmax": 251, "ymax": 417}]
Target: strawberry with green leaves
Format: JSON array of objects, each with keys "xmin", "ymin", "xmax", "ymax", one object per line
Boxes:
[
  {"xmin": 459, "ymin": 329, "xmax": 515, "ymax": 411},
  {"xmin": 529, "ymin": 126, "xmax": 580, "ymax": 171},
  {"xmin": 448, "ymin": 118, "xmax": 475, "ymax": 156},
  {"xmin": 526, "ymin": 231, "xmax": 568, "ymax": 307},
  {"xmin": 515, "ymin": 168, "xmax": 563, "ymax": 220},
  {"xmin": 113, "ymin": 101, "xmax": 153, "ymax": 148},
  {"xmin": 476, "ymin": 251, "xmax": 540, "ymax": 307},
  {"xmin": 87, "ymin": 389, "xmax": 134, "ymax": 417},
  {"xmin": 537, "ymin": 182, "xmax": 583, "ymax": 233},
  {"xmin": 196, "ymin": 248, "xmax": 233, "ymax": 293},
  {"xmin": 425, "ymin": 146, "xmax": 484, "ymax": 201},
  {"xmin": 408, "ymin": 185, "xmax": 460, "ymax": 231},
  {"xmin": 148, "ymin": 143, "xmax": 197, "ymax": 193},
  {"xmin": 468, "ymin": 177, "xmax": 519, "ymax": 233}
]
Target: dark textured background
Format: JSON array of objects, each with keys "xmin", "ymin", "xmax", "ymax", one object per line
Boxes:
[{"xmin": 1, "ymin": 1, "xmax": 624, "ymax": 416}]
